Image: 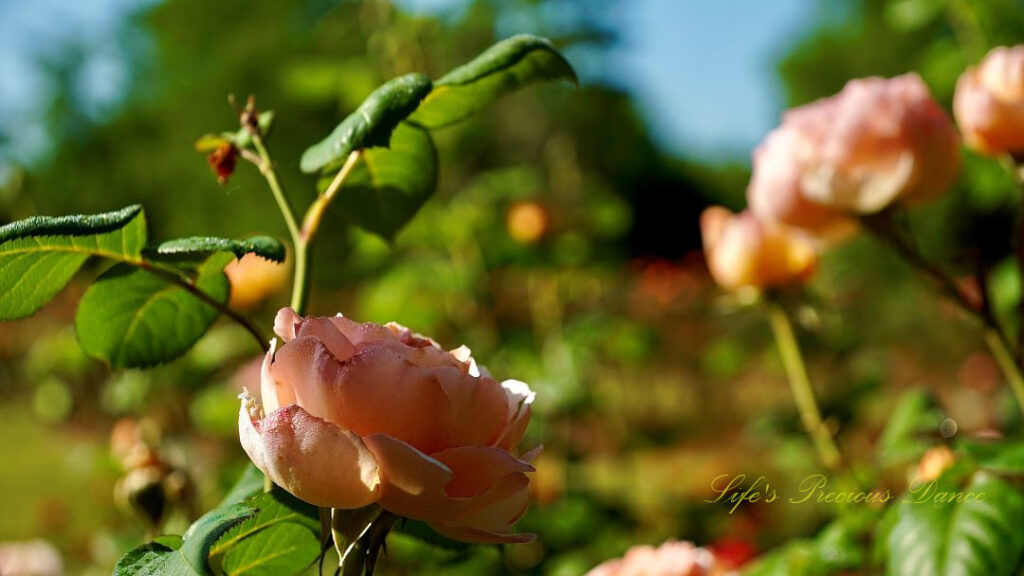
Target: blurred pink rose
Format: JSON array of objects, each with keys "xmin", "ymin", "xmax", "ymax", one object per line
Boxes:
[
  {"xmin": 954, "ymin": 45, "xmax": 1024, "ymax": 157},
  {"xmin": 752, "ymin": 73, "xmax": 959, "ymax": 221},
  {"xmin": 239, "ymin": 308, "xmax": 536, "ymax": 544},
  {"xmin": 586, "ymin": 541, "xmax": 721, "ymax": 576},
  {"xmin": 747, "ymin": 124, "xmax": 856, "ymax": 239},
  {"xmin": 700, "ymin": 207, "xmax": 817, "ymax": 291},
  {"xmin": 0, "ymin": 540, "xmax": 63, "ymax": 576}
]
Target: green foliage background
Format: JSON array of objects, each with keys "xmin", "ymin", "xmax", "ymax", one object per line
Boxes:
[{"xmin": 2, "ymin": 0, "xmax": 1024, "ymax": 575}]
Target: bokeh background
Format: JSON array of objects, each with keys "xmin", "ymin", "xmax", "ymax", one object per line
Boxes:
[{"xmin": 2, "ymin": 0, "xmax": 1024, "ymax": 574}]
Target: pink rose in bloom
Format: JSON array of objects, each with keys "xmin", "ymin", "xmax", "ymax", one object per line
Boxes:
[
  {"xmin": 238, "ymin": 308, "xmax": 537, "ymax": 543},
  {"xmin": 954, "ymin": 45, "xmax": 1024, "ymax": 156},
  {"xmin": 747, "ymin": 124, "xmax": 856, "ymax": 239},
  {"xmin": 586, "ymin": 541, "xmax": 723, "ymax": 576},
  {"xmin": 700, "ymin": 207, "xmax": 818, "ymax": 291},
  {"xmin": 754, "ymin": 73, "xmax": 959, "ymax": 219}
]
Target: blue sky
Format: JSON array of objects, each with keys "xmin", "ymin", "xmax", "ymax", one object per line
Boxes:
[
  {"xmin": 605, "ymin": 0, "xmax": 818, "ymax": 159},
  {"xmin": 0, "ymin": 0, "xmax": 819, "ymax": 165}
]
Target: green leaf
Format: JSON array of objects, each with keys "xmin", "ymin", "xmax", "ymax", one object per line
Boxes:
[
  {"xmin": 212, "ymin": 488, "xmax": 320, "ymax": 576},
  {"xmin": 75, "ymin": 253, "xmax": 232, "ymax": 368},
  {"xmin": 960, "ymin": 439, "xmax": 1024, "ymax": 475},
  {"xmin": 0, "ymin": 205, "xmax": 145, "ymax": 319},
  {"xmin": 212, "ymin": 489, "xmax": 320, "ymax": 556},
  {"xmin": 886, "ymin": 471, "xmax": 1024, "ymax": 576},
  {"xmin": 322, "ymin": 123, "xmax": 438, "ymax": 240},
  {"xmin": 300, "ymin": 73, "xmax": 433, "ymax": 173},
  {"xmin": 150, "ymin": 236, "xmax": 286, "ymax": 263},
  {"xmin": 112, "ymin": 504, "xmax": 254, "ymax": 576},
  {"xmin": 218, "ymin": 464, "xmax": 265, "ymax": 508},
  {"xmin": 878, "ymin": 389, "xmax": 945, "ymax": 466},
  {"xmin": 221, "ymin": 523, "xmax": 319, "ymax": 576},
  {"xmin": 408, "ymin": 34, "xmax": 577, "ymax": 129},
  {"xmin": 742, "ymin": 516, "xmax": 870, "ymax": 576}
]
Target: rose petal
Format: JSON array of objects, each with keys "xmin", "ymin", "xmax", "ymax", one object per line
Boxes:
[
  {"xmin": 328, "ymin": 316, "xmax": 398, "ymax": 347},
  {"xmin": 496, "ymin": 380, "xmax": 535, "ymax": 451},
  {"xmin": 273, "ymin": 307, "xmax": 303, "ymax": 341},
  {"xmin": 260, "ymin": 339, "xmax": 295, "ymax": 414},
  {"xmin": 431, "ymin": 446, "xmax": 535, "ymax": 498},
  {"xmin": 361, "ymin": 433, "xmax": 454, "ymax": 521},
  {"xmin": 428, "ymin": 523, "xmax": 535, "ymax": 544},
  {"xmin": 238, "ymin": 404, "xmax": 380, "ymax": 509},
  {"xmin": 433, "ymin": 369, "xmax": 512, "ymax": 449},
  {"xmin": 430, "ymin": 473, "xmax": 533, "ymax": 541},
  {"xmin": 330, "ymin": 343, "xmax": 454, "ymax": 451},
  {"xmin": 294, "ymin": 316, "xmax": 357, "ymax": 362},
  {"xmin": 269, "ymin": 336, "xmax": 337, "ymax": 423}
]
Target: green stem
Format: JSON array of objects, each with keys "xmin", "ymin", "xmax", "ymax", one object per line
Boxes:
[
  {"xmin": 863, "ymin": 210, "xmax": 1024, "ymax": 421},
  {"xmin": 290, "ymin": 151, "xmax": 363, "ymax": 315},
  {"xmin": 249, "ymin": 132, "xmax": 310, "ymax": 314},
  {"xmin": 251, "ymin": 133, "xmax": 302, "ymax": 246},
  {"xmin": 138, "ymin": 261, "xmax": 268, "ymax": 351},
  {"xmin": 987, "ymin": 328, "xmax": 1024, "ymax": 422},
  {"xmin": 765, "ymin": 300, "xmax": 842, "ymax": 471},
  {"xmin": 291, "ymin": 238, "xmax": 311, "ymax": 315}
]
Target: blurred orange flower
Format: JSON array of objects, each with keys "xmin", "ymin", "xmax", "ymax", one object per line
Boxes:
[
  {"xmin": 955, "ymin": 45, "xmax": 1024, "ymax": 157},
  {"xmin": 700, "ymin": 207, "xmax": 817, "ymax": 291}
]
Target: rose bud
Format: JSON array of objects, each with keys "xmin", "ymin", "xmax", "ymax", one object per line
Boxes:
[
  {"xmin": 239, "ymin": 308, "xmax": 537, "ymax": 544},
  {"xmin": 954, "ymin": 45, "xmax": 1024, "ymax": 157},
  {"xmin": 772, "ymin": 73, "xmax": 959, "ymax": 215},
  {"xmin": 747, "ymin": 124, "xmax": 856, "ymax": 240},
  {"xmin": 700, "ymin": 207, "xmax": 818, "ymax": 291},
  {"xmin": 586, "ymin": 540, "xmax": 722, "ymax": 576}
]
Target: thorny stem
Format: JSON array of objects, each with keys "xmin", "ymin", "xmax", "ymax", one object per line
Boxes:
[
  {"xmin": 862, "ymin": 211, "xmax": 1024, "ymax": 420},
  {"xmin": 765, "ymin": 300, "xmax": 842, "ymax": 472},
  {"xmin": 138, "ymin": 261, "xmax": 268, "ymax": 351},
  {"xmin": 1000, "ymin": 157, "xmax": 1024, "ymax": 362},
  {"xmin": 986, "ymin": 330, "xmax": 1024, "ymax": 422}
]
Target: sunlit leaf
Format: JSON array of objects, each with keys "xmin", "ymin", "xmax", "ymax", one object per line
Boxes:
[
  {"xmin": 878, "ymin": 389, "xmax": 945, "ymax": 466},
  {"xmin": 300, "ymin": 73, "xmax": 433, "ymax": 173},
  {"xmin": 221, "ymin": 523, "xmax": 319, "ymax": 576},
  {"xmin": 75, "ymin": 253, "xmax": 232, "ymax": 368},
  {"xmin": 112, "ymin": 504, "xmax": 254, "ymax": 576},
  {"xmin": 887, "ymin": 472, "xmax": 1024, "ymax": 576},
  {"xmin": 408, "ymin": 34, "xmax": 577, "ymax": 129},
  {"xmin": 150, "ymin": 235, "xmax": 286, "ymax": 263},
  {"xmin": 322, "ymin": 123, "xmax": 438, "ymax": 240},
  {"xmin": 0, "ymin": 205, "xmax": 145, "ymax": 319},
  {"xmin": 211, "ymin": 488, "xmax": 320, "ymax": 576}
]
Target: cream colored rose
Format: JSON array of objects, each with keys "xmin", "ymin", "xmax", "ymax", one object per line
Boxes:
[
  {"xmin": 586, "ymin": 541, "xmax": 721, "ymax": 576},
  {"xmin": 755, "ymin": 73, "xmax": 959, "ymax": 218},
  {"xmin": 700, "ymin": 207, "xmax": 817, "ymax": 291},
  {"xmin": 954, "ymin": 45, "xmax": 1024, "ymax": 156},
  {"xmin": 239, "ymin": 308, "xmax": 536, "ymax": 544}
]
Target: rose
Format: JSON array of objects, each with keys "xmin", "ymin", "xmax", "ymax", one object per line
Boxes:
[
  {"xmin": 585, "ymin": 541, "xmax": 722, "ymax": 576},
  {"xmin": 954, "ymin": 45, "xmax": 1024, "ymax": 157},
  {"xmin": 750, "ymin": 73, "xmax": 959, "ymax": 223},
  {"xmin": 700, "ymin": 207, "xmax": 818, "ymax": 291},
  {"xmin": 747, "ymin": 124, "xmax": 855, "ymax": 239},
  {"xmin": 238, "ymin": 308, "xmax": 537, "ymax": 543}
]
